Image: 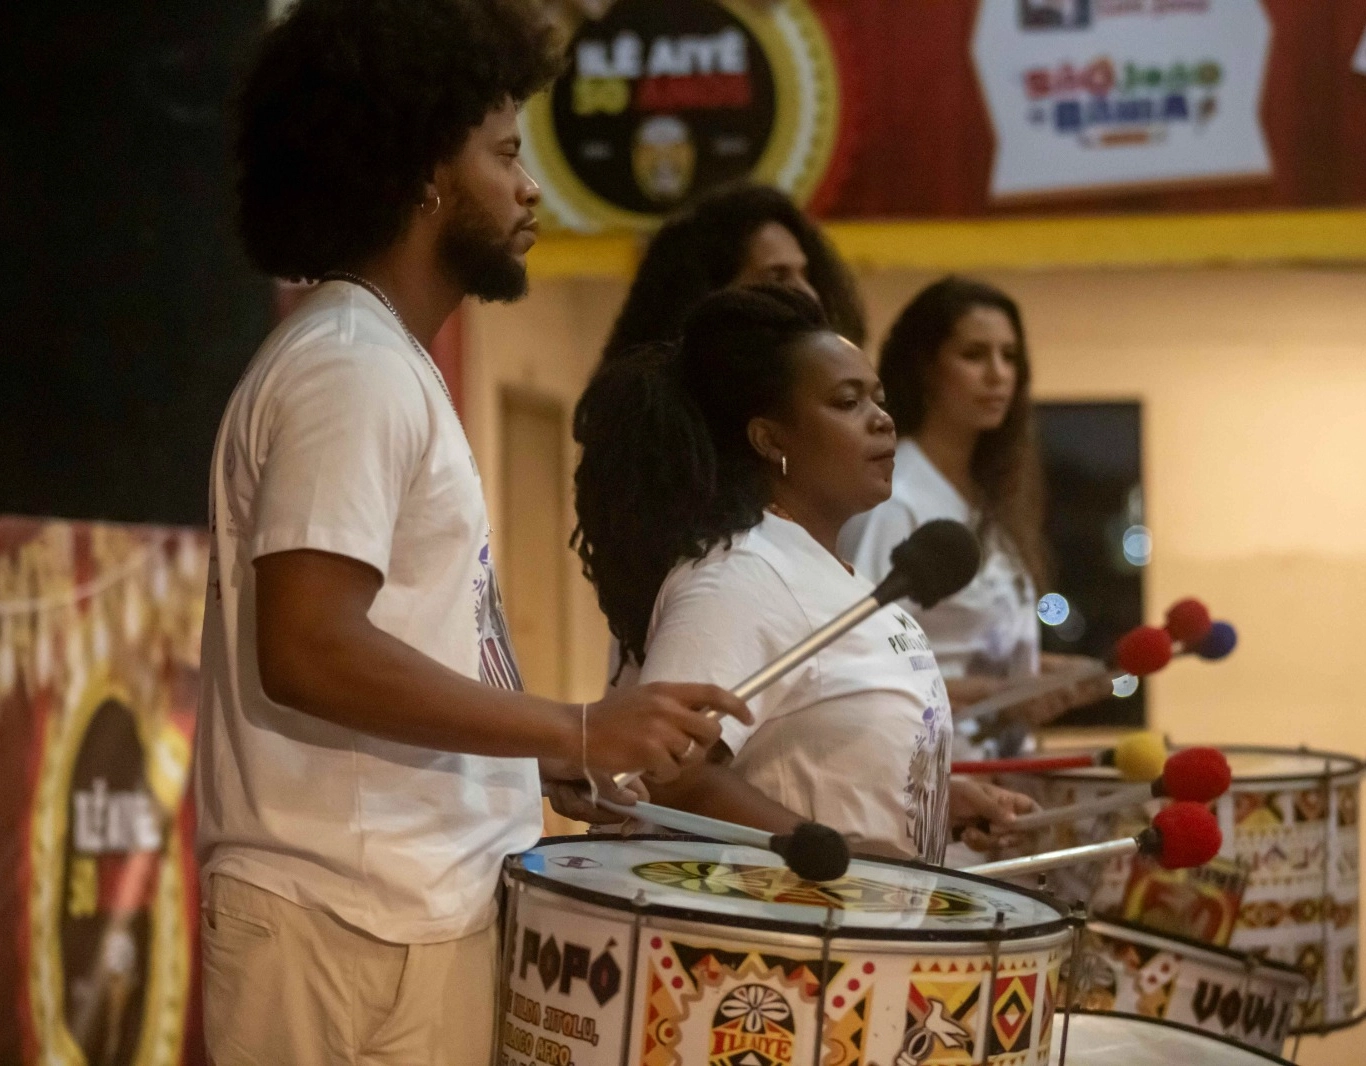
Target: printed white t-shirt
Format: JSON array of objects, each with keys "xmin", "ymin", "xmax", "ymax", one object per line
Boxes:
[
  {"xmin": 194, "ymin": 280, "xmax": 541, "ymax": 944},
  {"xmin": 839, "ymin": 438, "xmax": 1039, "ymax": 761},
  {"xmin": 840, "ymin": 438, "xmax": 1039, "ymax": 682},
  {"xmin": 619, "ymin": 513, "xmax": 953, "ymax": 863}
]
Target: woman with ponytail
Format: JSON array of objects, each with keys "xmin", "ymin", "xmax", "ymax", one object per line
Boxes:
[{"xmin": 574, "ymin": 285, "xmax": 1033, "ymax": 862}]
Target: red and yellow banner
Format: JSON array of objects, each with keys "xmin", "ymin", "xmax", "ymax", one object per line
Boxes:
[
  {"xmin": 529, "ymin": 0, "xmax": 1366, "ymax": 231},
  {"xmin": 0, "ymin": 517, "xmax": 207, "ymax": 1066}
]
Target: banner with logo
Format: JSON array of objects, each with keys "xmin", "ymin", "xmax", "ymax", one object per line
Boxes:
[
  {"xmin": 973, "ymin": 0, "xmax": 1272, "ymax": 200},
  {"xmin": 529, "ymin": 0, "xmax": 1366, "ymax": 230},
  {"xmin": 0, "ymin": 517, "xmax": 207, "ymax": 1066},
  {"xmin": 527, "ymin": 0, "xmax": 854, "ymax": 231}
]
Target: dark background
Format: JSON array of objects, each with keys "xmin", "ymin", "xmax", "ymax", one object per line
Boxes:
[
  {"xmin": 1035, "ymin": 400, "xmax": 1146, "ymax": 728},
  {"xmin": 0, "ymin": 0, "xmax": 272, "ymax": 527}
]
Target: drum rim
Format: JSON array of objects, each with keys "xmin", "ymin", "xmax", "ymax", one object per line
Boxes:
[
  {"xmin": 506, "ymin": 834, "xmax": 1076, "ymax": 943},
  {"xmin": 1064, "ymin": 1008, "xmax": 1296, "ymax": 1063},
  {"xmin": 1009, "ymin": 743, "xmax": 1364, "ymax": 785},
  {"xmin": 1086, "ymin": 918, "xmax": 1309, "ymax": 985}
]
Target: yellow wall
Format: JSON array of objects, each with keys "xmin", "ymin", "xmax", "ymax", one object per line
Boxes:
[
  {"xmin": 468, "ymin": 264, "xmax": 1366, "ymax": 747},
  {"xmin": 465, "ymin": 265, "xmax": 1366, "ymax": 1061},
  {"xmin": 857, "ymin": 267, "xmax": 1366, "ymax": 761}
]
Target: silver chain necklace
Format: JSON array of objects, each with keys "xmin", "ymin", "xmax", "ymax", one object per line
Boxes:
[{"xmin": 323, "ymin": 271, "xmax": 456, "ymax": 412}]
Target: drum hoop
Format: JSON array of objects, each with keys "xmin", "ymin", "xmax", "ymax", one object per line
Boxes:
[
  {"xmin": 506, "ymin": 835, "xmax": 1075, "ymax": 944},
  {"xmin": 1067, "ymin": 1008, "xmax": 1296, "ymax": 1064},
  {"xmin": 1214, "ymin": 743, "xmax": 1365, "ymax": 786},
  {"xmin": 1086, "ymin": 919, "xmax": 1308, "ymax": 985},
  {"xmin": 1011, "ymin": 744, "xmax": 1365, "ymax": 786},
  {"xmin": 1289, "ymin": 1002, "xmax": 1366, "ymax": 1038}
]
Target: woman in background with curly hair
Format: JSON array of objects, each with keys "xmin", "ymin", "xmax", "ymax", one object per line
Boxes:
[
  {"xmin": 575, "ymin": 284, "xmax": 1034, "ymax": 862},
  {"xmin": 841, "ymin": 277, "xmax": 1110, "ymax": 761},
  {"xmin": 601, "ymin": 181, "xmax": 867, "ymax": 362}
]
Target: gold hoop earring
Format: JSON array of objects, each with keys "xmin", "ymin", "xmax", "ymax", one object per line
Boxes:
[
  {"xmin": 781, "ymin": 455, "xmax": 787, "ymax": 477},
  {"xmin": 419, "ymin": 193, "xmax": 441, "ymax": 216}
]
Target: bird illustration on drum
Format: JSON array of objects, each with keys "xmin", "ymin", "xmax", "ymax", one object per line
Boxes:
[{"xmin": 890, "ymin": 1000, "xmax": 971, "ymax": 1066}]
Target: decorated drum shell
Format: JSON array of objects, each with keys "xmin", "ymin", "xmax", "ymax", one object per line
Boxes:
[
  {"xmin": 500, "ymin": 837, "xmax": 1074, "ymax": 1066},
  {"xmin": 1075, "ymin": 920, "xmax": 1306, "ymax": 1054},
  {"xmin": 1003, "ymin": 745, "xmax": 1363, "ymax": 1030}
]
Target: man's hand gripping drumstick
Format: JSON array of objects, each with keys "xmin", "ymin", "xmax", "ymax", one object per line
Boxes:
[{"xmin": 254, "ymin": 551, "xmax": 749, "ymax": 794}]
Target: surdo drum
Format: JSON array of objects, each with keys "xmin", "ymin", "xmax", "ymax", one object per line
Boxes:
[
  {"xmin": 1074, "ymin": 919, "xmax": 1306, "ymax": 1054},
  {"xmin": 1005, "ymin": 745, "xmax": 1363, "ymax": 1030},
  {"xmin": 499, "ymin": 837, "xmax": 1074, "ymax": 1066}
]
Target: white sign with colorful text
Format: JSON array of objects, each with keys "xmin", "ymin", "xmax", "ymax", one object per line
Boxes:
[{"xmin": 972, "ymin": 0, "xmax": 1272, "ymax": 199}]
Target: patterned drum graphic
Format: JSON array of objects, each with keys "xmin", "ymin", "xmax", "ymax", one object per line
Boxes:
[
  {"xmin": 500, "ymin": 837, "xmax": 1074, "ymax": 1066},
  {"xmin": 1046, "ymin": 1010, "xmax": 1293, "ymax": 1066},
  {"xmin": 1006, "ymin": 745, "xmax": 1362, "ymax": 1029},
  {"xmin": 1075, "ymin": 920, "xmax": 1306, "ymax": 1054}
]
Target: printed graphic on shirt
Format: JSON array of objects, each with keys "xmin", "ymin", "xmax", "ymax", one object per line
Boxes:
[
  {"xmin": 475, "ymin": 540, "xmax": 524, "ymax": 691},
  {"xmin": 885, "ymin": 608, "xmax": 939, "ymax": 673},
  {"xmin": 880, "ymin": 610, "xmax": 952, "ymax": 863},
  {"xmin": 903, "ymin": 705, "xmax": 952, "ymax": 866}
]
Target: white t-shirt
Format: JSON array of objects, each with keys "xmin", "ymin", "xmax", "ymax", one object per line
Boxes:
[
  {"xmin": 619, "ymin": 513, "xmax": 953, "ymax": 863},
  {"xmin": 840, "ymin": 438, "xmax": 1039, "ymax": 682},
  {"xmin": 839, "ymin": 439, "xmax": 1039, "ymax": 763},
  {"xmin": 194, "ymin": 280, "xmax": 542, "ymax": 944}
]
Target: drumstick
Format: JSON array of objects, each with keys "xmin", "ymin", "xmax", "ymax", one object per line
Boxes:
[
  {"xmin": 953, "ymin": 608, "xmax": 1236, "ymax": 726},
  {"xmin": 952, "ymin": 729, "xmax": 1167, "ymax": 780},
  {"xmin": 1160, "ymin": 594, "xmax": 1237, "ymax": 661},
  {"xmin": 595, "ymin": 797, "xmax": 850, "ymax": 881},
  {"xmin": 610, "ymin": 519, "xmax": 981, "ymax": 789},
  {"xmin": 963, "ymin": 801, "xmax": 1221, "ymax": 879},
  {"xmin": 1007, "ymin": 747, "xmax": 1231, "ymax": 833},
  {"xmin": 954, "ymin": 625, "xmax": 1173, "ymax": 724}
]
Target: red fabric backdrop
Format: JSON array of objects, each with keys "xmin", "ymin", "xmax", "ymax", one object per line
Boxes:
[{"xmin": 812, "ymin": 0, "xmax": 1366, "ymax": 219}]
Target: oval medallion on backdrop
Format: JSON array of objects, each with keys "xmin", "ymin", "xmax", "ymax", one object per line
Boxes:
[
  {"xmin": 28, "ymin": 679, "xmax": 189, "ymax": 1066},
  {"xmin": 524, "ymin": 0, "xmax": 841, "ymax": 231}
]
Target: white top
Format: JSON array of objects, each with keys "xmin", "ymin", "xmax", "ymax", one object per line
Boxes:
[
  {"xmin": 194, "ymin": 280, "xmax": 542, "ymax": 944},
  {"xmin": 840, "ymin": 438, "xmax": 1039, "ymax": 682},
  {"xmin": 618, "ymin": 513, "xmax": 953, "ymax": 863}
]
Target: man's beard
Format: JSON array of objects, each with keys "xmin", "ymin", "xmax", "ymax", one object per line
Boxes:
[{"xmin": 437, "ymin": 198, "xmax": 529, "ymax": 303}]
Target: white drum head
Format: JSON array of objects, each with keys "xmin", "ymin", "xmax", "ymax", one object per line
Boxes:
[
  {"xmin": 1051, "ymin": 1012, "xmax": 1291, "ymax": 1064},
  {"xmin": 512, "ymin": 837, "xmax": 1069, "ymax": 938}
]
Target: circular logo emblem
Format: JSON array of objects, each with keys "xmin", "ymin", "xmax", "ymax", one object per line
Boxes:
[{"xmin": 524, "ymin": 0, "xmax": 840, "ymax": 230}]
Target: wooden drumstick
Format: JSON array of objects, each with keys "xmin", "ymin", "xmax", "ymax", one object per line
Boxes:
[
  {"xmin": 964, "ymin": 802, "xmax": 1221, "ymax": 879},
  {"xmin": 955, "ymin": 625, "xmax": 1174, "ymax": 724},
  {"xmin": 952, "ymin": 661, "xmax": 1113, "ymax": 723},
  {"xmin": 952, "ymin": 730, "xmax": 1167, "ymax": 780},
  {"xmin": 1007, "ymin": 747, "xmax": 1231, "ymax": 833},
  {"xmin": 609, "ymin": 520, "xmax": 981, "ymax": 790},
  {"xmin": 955, "ymin": 616, "xmax": 1236, "ymax": 725}
]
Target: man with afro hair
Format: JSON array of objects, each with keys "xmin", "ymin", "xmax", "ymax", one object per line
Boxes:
[{"xmin": 195, "ymin": 2, "xmax": 748, "ymax": 1062}]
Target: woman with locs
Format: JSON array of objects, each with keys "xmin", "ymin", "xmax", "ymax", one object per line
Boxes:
[{"xmin": 573, "ymin": 284, "xmax": 1035, "ymax": 861}]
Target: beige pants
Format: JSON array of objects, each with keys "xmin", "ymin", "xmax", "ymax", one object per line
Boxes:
[{"xmin": 201, "ymin": 874, "xmax": 498, "ymax": 1066}]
